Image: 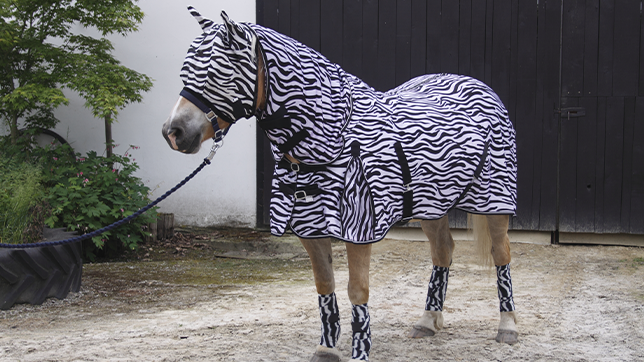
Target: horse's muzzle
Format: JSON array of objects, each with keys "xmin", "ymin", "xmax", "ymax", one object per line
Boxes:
[{"xmin": 162, "ymin": 122, "xmax": 202, "ymax": 154}]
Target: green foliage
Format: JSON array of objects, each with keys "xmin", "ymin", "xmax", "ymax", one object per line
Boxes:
[
  {"xmin": 69, "ymin": 55, "xmax": 153, "ymax": 121},
  {"xmin": 41, "ymin": 143, "xmax": 157, "ymax": 260},
  {"xmin": 0, "ymin": 158, "xmax": 45, "ymax": 244},
  {"xmin": 0, "ymin": 0, "xmax": 152, "ymax": 144},
  {"xmin": 0, "ymin": 0, "xmax": 155, "ymax": 258}
]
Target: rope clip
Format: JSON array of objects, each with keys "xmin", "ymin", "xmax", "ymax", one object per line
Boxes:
[{"xmin": 206, "ymin": 138, "xmax": 224, "ymax": 162}]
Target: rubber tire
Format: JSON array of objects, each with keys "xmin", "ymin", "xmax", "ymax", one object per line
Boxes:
[
  {"xmin": 0, "ymin": 230, "xmax": 82, "ymax": 310},
  {"xmin": 18, "ymin": 127, "xmax": 76, "ymax": 158}
]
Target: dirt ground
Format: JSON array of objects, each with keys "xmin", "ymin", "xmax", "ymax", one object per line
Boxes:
[{"xmin": 1, "ymin": 227, "xmax": 643, "ymax": 362}]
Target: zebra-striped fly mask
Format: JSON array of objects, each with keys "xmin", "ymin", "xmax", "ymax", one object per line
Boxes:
[{"xmin": 181, "ymin": 8, "xmax": 260, "ymax": 124}]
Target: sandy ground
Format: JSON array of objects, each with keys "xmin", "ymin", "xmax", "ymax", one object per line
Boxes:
[{"xmin": 1, "ymin": 228, "xmax": 643, "ymax": 362}]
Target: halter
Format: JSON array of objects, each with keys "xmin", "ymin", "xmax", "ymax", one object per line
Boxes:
[{"xmin": 179, "ymin": 87, "xmax": 228, "ymax": 160}]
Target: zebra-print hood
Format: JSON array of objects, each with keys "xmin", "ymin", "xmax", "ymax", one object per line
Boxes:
[{"xmin": 181, "ymin": 8, "xmax": 259, "ymax": 123}]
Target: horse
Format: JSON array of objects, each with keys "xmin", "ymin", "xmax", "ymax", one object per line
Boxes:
[{"xmin": 162, "ymin": 8, "xmax": 518, "ymax": 362}]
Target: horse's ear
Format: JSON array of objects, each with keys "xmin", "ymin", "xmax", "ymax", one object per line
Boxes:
[
  {"xmin": 188, "ymin": 6, "xmax": 214, "ymax": 31},
  {"xmin": 220, "ymin": 10, "xmax": 249, "ymax": 46}
]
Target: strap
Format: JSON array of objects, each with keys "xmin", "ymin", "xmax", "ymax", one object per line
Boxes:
[
  {"xmin": 180, "ymin": 87, "xmax": 239, "ymax": 124},
  {"xmin": 180, "ymin": 88, "xmax": 231, "ymax": 141},
  {"xmin": 278, "ymin": 183, "xmax": 322, "ymax": 202},
  {"xmin": 394, "ymin": 142, "xmax": 413, "ymax": 219},
  {"xmin": 258, "ymin": 107, "xmax": 291, "ymax": 130},
  {"xmin": 231, "ymin": 99, "xmax": 250, "ymax": 122},
  {"xmin": 351, "ymin": 140, "xmax": 360, "ymax": 157},
  {"xmin": 278, "ymin": 158, "xmax": 326, "ymax": 173},
  {"xmin": 452, "ymin": 142, "xmax": 490, "ymax": 207},
  {"xmin": 278, "ymin": 129, "xmax": 310, "ymax": 154},
  {"xmin": 472, "ymin": 141, "xmax": 490, "ymax": 180},
  {"xmin": 180, "ymin": 88, "xmax": 211, "ymax": 114}
]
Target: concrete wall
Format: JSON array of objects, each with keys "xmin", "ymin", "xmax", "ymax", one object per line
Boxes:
[{"xmin": 46, "ymin": 1, "xmax": 258, "ymax": 227}]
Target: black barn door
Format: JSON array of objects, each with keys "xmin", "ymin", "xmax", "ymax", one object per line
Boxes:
[
  {"xmin": 558, "ymin": 0, "xmax": 644, "ymax": 234},
  {"xmin": 255, "ymin": 0, "xmax": 644, "ymax": 235}
]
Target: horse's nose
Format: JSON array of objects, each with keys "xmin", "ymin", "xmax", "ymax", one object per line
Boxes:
[{"xmin": 162, "ymin": 122, "xmax": 183, "ymax": 151}]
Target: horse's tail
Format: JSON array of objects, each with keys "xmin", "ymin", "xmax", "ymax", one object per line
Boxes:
[{"xmin": 468, "ymin": 214, "xmax": 494, "ymax": 267}]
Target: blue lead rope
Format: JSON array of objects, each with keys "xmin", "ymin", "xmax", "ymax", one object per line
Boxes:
[{"xmin": 0, "ymin": 141, "xmax": 222, "ymax": 249}]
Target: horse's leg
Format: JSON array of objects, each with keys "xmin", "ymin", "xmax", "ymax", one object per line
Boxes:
[
  {"xmin": 409, "ymin": 215, "xmax": 454, "ymax": 338},
  {"xmin": 345, "ymin": 242, "xmax": 372, "ymax": 361},
  {"xmin": 300, "ymin": 238, "xmax": 342, "ymax": 362},
  {"xmin": 486, "ymin": 214, "xmax": 518, "ymax": 345}
]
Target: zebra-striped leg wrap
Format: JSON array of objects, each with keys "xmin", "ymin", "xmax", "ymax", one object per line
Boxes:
[
  {"xmin": 425, "ymin": 266, "xmax": 449, "ymax": 311},
  {"xmin": 318, "ymin": 293, "xmax": 341, "ymax": 348},
  {"xmin": 496, "ymin": 263, "xmax": 516, "ymax": 312},
  {"xmin": 351, "ymin": 303, "xmax": 371, "ymax": 361}
]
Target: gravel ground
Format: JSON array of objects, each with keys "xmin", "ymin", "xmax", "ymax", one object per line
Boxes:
[{"xmin": 1, "ymin": 228, "xmax": 643, "ymax": 361}]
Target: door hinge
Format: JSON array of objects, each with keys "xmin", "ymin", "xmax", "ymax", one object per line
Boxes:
[{"xmin": 556, "ymin": 107, "xmax": 586, "ymax": 120}]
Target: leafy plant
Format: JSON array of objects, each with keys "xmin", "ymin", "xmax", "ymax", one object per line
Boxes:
[
  {"xmin": 0, "ymin": 0, "xmax": 152, "ymax": 152},
  {"xmin": 69, "ymin": 59, "xmax": 153, "ymax": 158},
  {"xmin": 0, "ymin": 158, "xmax": 46, "ymax": 244},
  {"xmin": 42, "ymin": 143, "xmax": 157, "ymax": 260}
]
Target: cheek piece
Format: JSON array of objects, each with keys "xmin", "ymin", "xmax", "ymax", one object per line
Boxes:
[
  {"xmin": 179, "ymin": 88, "xmax": 232, "ymax": 144},
  {"xmin": 179, "ymin": 87, "xmax": 240, "ymax": 161}
]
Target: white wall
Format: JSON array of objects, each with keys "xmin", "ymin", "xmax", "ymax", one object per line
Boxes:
[{"xmin": 51, "ymin": 1, "xmax": 258, "ymax": 227}]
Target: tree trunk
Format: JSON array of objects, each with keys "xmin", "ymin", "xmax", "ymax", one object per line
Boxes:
[
  {"xmin": 105, "ymin": 113, "xmax": 113, "ymax": 158},
  {"xmin": 9, "ymin": 115, "xmax": 19, "ymax": 145}
]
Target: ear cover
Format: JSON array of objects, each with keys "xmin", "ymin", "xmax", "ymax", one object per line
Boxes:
[
  {"xmin": 220, "ymin": 10, "xmax": 253, "ymax": 51},
  {"xmin": 188, "ymin": 6, "xmax": 214, "ymax": 31}
]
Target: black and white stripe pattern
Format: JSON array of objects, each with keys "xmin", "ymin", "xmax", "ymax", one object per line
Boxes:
[
  {"xmin": 181, "ymin": 8, "xmax": 259, "ymax": 123},
  {"xmin": 255, "ymin": 27, "xmax": 516, "ymax": 242},
  {"xmin": 425, "ymin": 266, "xmax": 449, "ymax": 312},
  {"xmin": 351, "ymin": 303, "xmax": 371, "ymax": 361},
  {"xmin": 179, "ymin": 11, "xmax": 517, "ymax": 244},
  {"xmin": 341, "ymin": 142, "xmax": 375, "ymax": 241},
  {"xmin": 496, "ymin": 263, "xmax": 516, "ymax": 312},
  {"xmin": 318, "ymin": 293, "xmax": 341, "ymax": 348}
]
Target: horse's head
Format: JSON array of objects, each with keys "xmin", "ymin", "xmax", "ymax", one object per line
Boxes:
[{"xmin": 162, "ymin": 8, "xmax": 261, "ymax": 154}]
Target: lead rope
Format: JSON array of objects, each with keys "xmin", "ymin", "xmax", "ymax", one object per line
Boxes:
[{"xmin": 0, "ymin": 138, "xmax": 224, "ymax": 249}]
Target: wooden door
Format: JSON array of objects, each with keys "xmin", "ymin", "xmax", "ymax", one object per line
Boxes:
[
  {"xmin": 255, "ymin": 0, "xmax": 644, "ymax": 235},
  {"xmin": 558, "ymin": 0, "xmax": 644, "ymax": 234}
]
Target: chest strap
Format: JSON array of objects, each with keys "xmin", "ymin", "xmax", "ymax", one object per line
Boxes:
[{"xmin": 278, "ymin": 158, "xmax": 327, "ymax": 174}]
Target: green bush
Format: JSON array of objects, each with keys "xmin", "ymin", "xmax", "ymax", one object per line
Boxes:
[
  {"xmin": 41, "ymin": 144, "xmax": 157, "ymax": 260},
  {"xmin": 0, "ymin": 159, "xmax": 45, "ymax": 244}
]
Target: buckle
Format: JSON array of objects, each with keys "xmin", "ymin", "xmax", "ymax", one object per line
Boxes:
[
  {"xmin": 290, "ymin": 163, "xmax": 300, "ymax": 173},
  {"xmin": 212, "ymin": 128, "xmax": 224, "ymax": 142},
  {"xmin": 294, "ymin": 190, "xmax": 307, "ymax": 200},
  {"xmin": 205, "ymin": 111, "xmax": 217, "ymax": 121},
  {"xmin": 403, "ymin": 183, "xmax": 412, "ymax": 193}
]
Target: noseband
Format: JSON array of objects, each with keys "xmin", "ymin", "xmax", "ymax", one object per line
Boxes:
[{"xmin": 179, "ymin": 88, "xmax": 229, "ymax": 144}]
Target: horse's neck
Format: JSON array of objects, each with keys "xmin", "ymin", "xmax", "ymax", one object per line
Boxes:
[
  {"xmin": 252, "ymin": 25, "xmax": 350, "ymax": 114},
  {"xmin": 252, "ymin": 25, "xmax": 371, "ymax": 165}
]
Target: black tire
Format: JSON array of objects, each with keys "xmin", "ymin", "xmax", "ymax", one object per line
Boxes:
[
  {"xmin": 0, "ymin": 230, "xmax": 82, "ymax": 310},
  {"xmin": 18, "ymin": 127, "xmax": 76, "ymax": 158}
]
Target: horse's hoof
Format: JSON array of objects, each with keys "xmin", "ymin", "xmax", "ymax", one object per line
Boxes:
[
  {"xmin": 310, "ymin": 346, "xmax": 341, "ymax": 362},
  {"xmin": 409, "ymin": 310, "xmax": 442, "ymax": 338},
  {"xmin": 408, "ymin": 325, "xmax": 436, "ymax": 338},
  {"xmin": 495, "ymin": 329, "xmax": 518, "ymax": 345}
]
